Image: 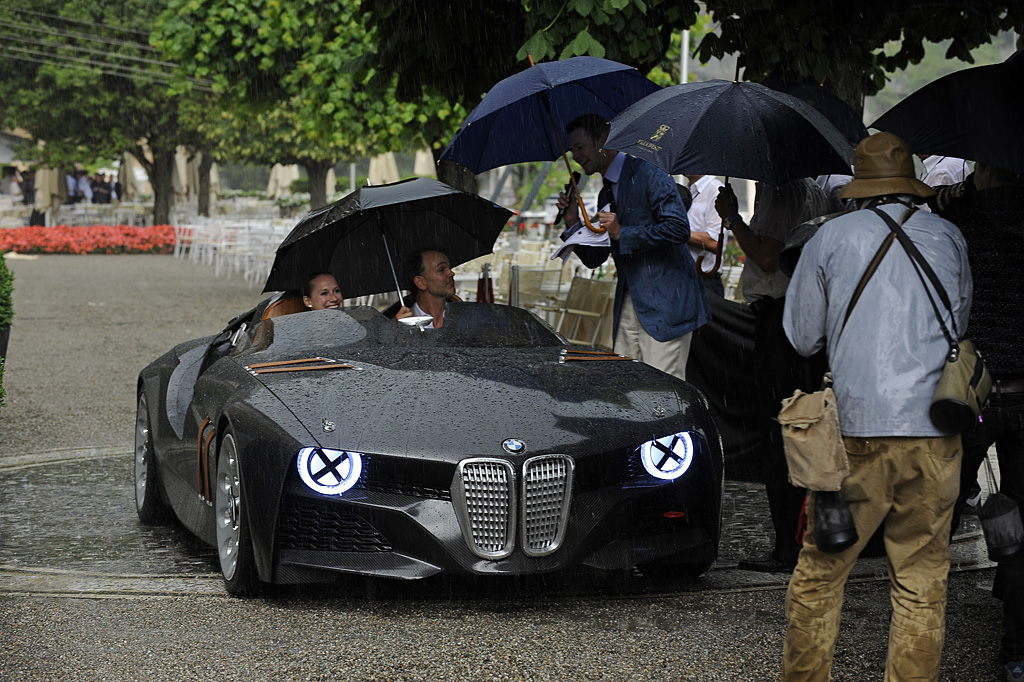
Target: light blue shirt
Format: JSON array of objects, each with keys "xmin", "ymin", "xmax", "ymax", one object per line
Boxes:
[{"xmin": 783, "ymin": 202, "xmax": 972, "ymax": 437}]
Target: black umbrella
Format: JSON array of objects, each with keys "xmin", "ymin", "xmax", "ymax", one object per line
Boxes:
[
  {"xmin": 263, "ymin": 177, "xmax": 513, "ymax": 300},
  {"xmin": 871, "ymin": 56, "xmax": 1024, "ymax": 174},
  {"xmin": 604, "ymin": 80, "xmax": 854, "ymax": 185},
  {"xmin": 766, "ymin": 82, "xmax": 868, "ymax": 146}
]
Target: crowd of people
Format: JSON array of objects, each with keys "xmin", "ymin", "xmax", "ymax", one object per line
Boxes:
[
  {"xmin": 0, "ymin": 166, "xmax": 124, "ymax": 208},
  {"xmin": 549, "ymin": 113, "xmax": 1022, "ymax": 681},
  {"xmin": 89, "ymin": 99, "xmax": 1011, "ymax": 680},
  {"xmin": 64, "ymin": 169, "xmax": 121, "ymax": 205}
]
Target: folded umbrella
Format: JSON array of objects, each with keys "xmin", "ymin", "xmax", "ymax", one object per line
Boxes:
[
  {"xmin": 605, "ymin": 80, "xmax": 854, "ymax": 185},
  {"xmin": 263, "ymin": 177, "xmax": 513, "ymax": 299}
]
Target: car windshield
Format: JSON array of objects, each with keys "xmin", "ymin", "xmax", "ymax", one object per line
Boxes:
[
  {"xmin": 242, "ymin": 302, "xmax": 565, "ymax": 354},
  {"xmin": 430, "ymin": 303, "xmax": 565, "ymax": 347}
]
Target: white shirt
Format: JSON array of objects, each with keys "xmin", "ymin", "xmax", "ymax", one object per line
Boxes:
[
  {"xmin": 920, "ymin": 156, "xmax": 968, "ymax": 188},
  {"xmin": 686, "ymin": 175, "xmax": 724, "ymax": 274},
  {"xmin": 77, "ymin": 176, "xmax": 93, "ymax": 201},
  {"xmin": 412, "ymin": 301, "xmax": 445, "ymax": 329},
  {"xmin": 741, "ymin": 179, "xmax": 830, "ymax": 302}
]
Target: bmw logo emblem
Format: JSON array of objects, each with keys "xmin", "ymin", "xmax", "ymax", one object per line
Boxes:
[{"xmin": 502, "ymin": 438, "xmax": 526, "ymax": 454}]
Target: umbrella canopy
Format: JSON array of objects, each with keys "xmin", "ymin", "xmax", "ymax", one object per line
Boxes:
[
  {"xmin": 605, "ymin": 80, "xmax": 854, "ymax": 185},
  {"xmin": 263, "ymin": 177, "xmax": 513, "ymax": 298},
  {"xmin": 871, "ymin": 57, "xmax": 1024, "ymax": 174},
  {"xmin": 440, "ymin": 56, "xmax": 661, "ymax": 174},
  {"xmin": 767, "ymin": 83, "xmax": 868, "ymax": 146}
]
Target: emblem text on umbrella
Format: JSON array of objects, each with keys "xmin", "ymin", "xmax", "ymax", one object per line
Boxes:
[{"xmin": 650, "ymin": 125, "xmax": 671, "ymax": 142}]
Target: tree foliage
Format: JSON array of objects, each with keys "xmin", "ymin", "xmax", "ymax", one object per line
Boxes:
[
  {"xmin": 518, "ymin": 0, "xmax": 697, "ymax": 75},
  {"xmin": 362, "ymin": 0, "xmax": 528, "ymax": 106},
  {"xmin": 154, "ymin": 0, "xmax": 465, "ymax": 206},
  {"xmin": 0, "ymin": 0, "xmax": 207, "ymax": 224},
  {"xmin": 693, "ymin": 1, "xmax": 1024, "ymax": 111},
  {"xmin": 364, "ymin": 0, "xmax": 1023, "ymax": 118}
]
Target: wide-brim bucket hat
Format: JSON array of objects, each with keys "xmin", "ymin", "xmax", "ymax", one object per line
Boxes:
[{"xmin": 839, "ymin": 132, "xmax": 936, "ymax": 201}]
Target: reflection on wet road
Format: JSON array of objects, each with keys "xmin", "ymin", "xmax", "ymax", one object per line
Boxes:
[{"xmin": 0, "ymin": 447, "xmax": 994, "ymax": 599}]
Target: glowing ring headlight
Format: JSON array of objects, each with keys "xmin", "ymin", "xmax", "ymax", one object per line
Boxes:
[
  {"xmin": 639, "ymin": 432, "xmax": 694, "ymax": 480},
  {"xmin": 297, "ymin": 447, "xmax": 363, "ymax": 496}
]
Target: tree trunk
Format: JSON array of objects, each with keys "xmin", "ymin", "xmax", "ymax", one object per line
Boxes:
[
  {"xmin": 303, "ymin": 160, "xmax": 333, "ymax": 210},
  {"xmin": 825, "ymin": 42, "xmax": 868, "ymax": 119},
  {"xmin": 197, "ymin": 151, "xmax": 214, "ymax": 217},
  {"xmin": 150, "ymin": 151, "xmax": 176, "ymax": 226},
  {"xmin": 436, "ymin": 159, "xmax": 478, "ymax": 195}
]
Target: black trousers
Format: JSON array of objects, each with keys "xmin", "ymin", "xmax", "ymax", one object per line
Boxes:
[
  {"xmin": 955, "ymin": 390, "xmax": 1024, "ymax": 660},
  {"xmin": 752, "ymin": 296, "xmax": 827, "ymax": 562},
  {"xmin": 701, "ymin": 272, "xmax": 725, "ymax": 298}
]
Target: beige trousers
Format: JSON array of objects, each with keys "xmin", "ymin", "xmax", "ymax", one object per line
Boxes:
[
  {"xmin": 783, "ymin": 434, "xmax": 961, "ymax": 682},
  {"xmin": 614, "ymin": 292, "xmax": 692, "ymax": 381}
]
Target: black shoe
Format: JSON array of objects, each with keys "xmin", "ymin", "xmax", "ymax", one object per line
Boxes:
[{"xmin": 737, "ymin": 556, "xmax": 797, "ymax": 573}]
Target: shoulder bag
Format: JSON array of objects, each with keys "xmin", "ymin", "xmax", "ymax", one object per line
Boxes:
[
  {"xmin": 870, "ymin": 207, "xmax": 992, "ymax": 433},
  {"xmin": 778, "ymin": 216, "xmax": 898, "ymax": 492}
]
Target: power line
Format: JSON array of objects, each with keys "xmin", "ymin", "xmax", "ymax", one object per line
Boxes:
[
  {"xmin": 7, "ymin": 6, "xmax": 152, "ymax": 40},
  {"xmin": 3, "ymin": 43, "xmax": 186, "ymax": 84},
  {"xmin": 0, "ymin": 51, "xmax": 216, "ymax": 93},
  {"xmin": 2, "ymin": 31, "xmax": 177, "ymax": 71},
  {"xmin": 0, "ymin": 17, "xmax": 161, "ymax": 54},
  {"xmin": 0, "ymin": 30, "xmax": 214, "ymax": 85}
]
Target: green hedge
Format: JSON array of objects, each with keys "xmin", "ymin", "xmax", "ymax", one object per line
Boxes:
[
  {"xmin": 0, "ymin": 253, "xmax": 13, "ymax": 328},
  {"xmin": 0, "ymin": 253, "xmax": 12, "ymax": 409}
]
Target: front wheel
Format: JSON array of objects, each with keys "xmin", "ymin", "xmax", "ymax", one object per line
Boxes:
[
  {"xmin": 215, "ymin": 430, "xmax": 262, "ymax": 596},
  {"xmin": 134, "ymin": 392, "xmax": 170, "ymax": 524}
]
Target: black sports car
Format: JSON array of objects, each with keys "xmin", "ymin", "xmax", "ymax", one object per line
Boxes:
[{"xmin": 135, "ymin": 298, "xmax": 723, "ymax": 594}]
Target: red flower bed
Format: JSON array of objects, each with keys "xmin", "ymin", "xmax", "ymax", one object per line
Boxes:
[{"xmin": 0, "ymin": 225, "xmax": 176, "ymax": 255}]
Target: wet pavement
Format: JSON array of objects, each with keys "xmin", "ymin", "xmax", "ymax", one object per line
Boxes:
[{"xmin": 0, "ymin": 255, "xmax": 1009, "ymax": 681}]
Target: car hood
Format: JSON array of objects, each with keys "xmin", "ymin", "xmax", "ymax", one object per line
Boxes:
[{"xmin": 236, "ymin": 345, "xmax": 704, "ymax": 462}]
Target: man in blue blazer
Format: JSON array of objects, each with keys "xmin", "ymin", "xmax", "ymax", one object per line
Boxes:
[{"xmin": 557, "ymin": 114, "xmax": 710, "ymax": 380}]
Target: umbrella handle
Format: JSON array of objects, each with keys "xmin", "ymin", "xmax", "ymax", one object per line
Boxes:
[
  {"xmin": 695, "ymin": 229, "xmax": 725, "ymax": 279},
  {"xmin": 540, "ymin": 91, "xmax": 606, "ymax": 234},
  {"xmin": 566, "ymin": 167, "xmax": 605, "ymax": 234},
  {"xmin": 697, "ymin": 175, "xmax": 732, "ymax": 277}
]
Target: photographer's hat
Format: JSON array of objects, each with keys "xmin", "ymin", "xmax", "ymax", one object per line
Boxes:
[{"xmin": 839, "ymin": 132, "xmax": 936, "ymax": 202}]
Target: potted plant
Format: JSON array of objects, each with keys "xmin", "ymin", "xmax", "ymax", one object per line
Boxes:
[{"xmin": 0, "ymin": 252, "xmax": 13, "ymax": 408}]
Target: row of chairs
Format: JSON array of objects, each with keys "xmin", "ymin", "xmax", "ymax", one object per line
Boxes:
[{"xmin": 172, "ymin": 218, "xmax": 293, "ymax": 288}]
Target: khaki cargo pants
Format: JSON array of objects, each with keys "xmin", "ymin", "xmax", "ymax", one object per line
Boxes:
[{"xmin": 782, "ymin": 435, "xmax": 961, "ymax": 682}]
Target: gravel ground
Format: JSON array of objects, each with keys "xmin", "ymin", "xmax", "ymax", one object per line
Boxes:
[{"xmin": 0, "ymin": 254, "xmax": 1008, "ymax": 681}]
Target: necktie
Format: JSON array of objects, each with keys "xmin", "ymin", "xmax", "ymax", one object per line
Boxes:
[{"xmin": 598, "ymin": 177, "xmax": 616, "ymax": 214}]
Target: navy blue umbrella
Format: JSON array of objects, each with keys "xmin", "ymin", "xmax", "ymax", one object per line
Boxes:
[
  {"xmin": 605, "ymin": 80, "xmax": 854, "ymax": 185},
  {"xmin": 440, "ymin": 57, "xmax": 661, "ymax": 174},
  {"xmin": 871, "ymin": 56, "xmax": 1024, "ymax": 174}
]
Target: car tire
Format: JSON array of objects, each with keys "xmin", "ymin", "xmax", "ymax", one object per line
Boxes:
[
  {"xmin": 134, "ymin": 391, "xmax": 171, "ymax": 524},
  {"xmin": 215, "ymin": 430, "xmax": 262, "ymax": 596}
]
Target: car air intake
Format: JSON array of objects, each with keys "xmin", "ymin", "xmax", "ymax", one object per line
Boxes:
[
  {"xmin": 452, "ymin": 455, "xmax": 575, "ymax": 560},
  {"xmin": 452, "ymin": 459, "xmax": 517, "ymax": 559},
  {"xmin": 521, "ymin": 455, "xmax": 574, "ymax": 557}
]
